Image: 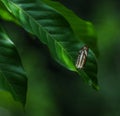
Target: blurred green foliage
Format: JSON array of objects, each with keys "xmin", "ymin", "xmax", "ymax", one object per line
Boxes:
[{"xmin": 0, "ymin": 0, "xmax": 120, "ymax": 116}]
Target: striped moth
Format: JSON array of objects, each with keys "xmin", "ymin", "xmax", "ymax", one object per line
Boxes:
[{"xmin": 75, "ymin": 46, "xmax": 89, "ymax": 69}]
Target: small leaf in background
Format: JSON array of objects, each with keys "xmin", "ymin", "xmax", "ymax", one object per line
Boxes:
[
  {"xmin": 1, "ymin": 0, "xmax": 99, "ymax": 89},
  {"xmin": 0, "ymin": 23, "xmax": 27, "ymax": 106}
]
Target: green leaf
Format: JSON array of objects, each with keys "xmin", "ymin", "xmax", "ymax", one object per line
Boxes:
[
  {"xmin": 42, "ymin": 0, "xmax": 98, "ymax": 56},
  {"xmin": 0, "ymin": 22, "xmax": 27, "ymax": 106},
  {"xmin": 0, "ymin": 2, "xmax": 18, "ymax": 23},
  {"xmin": 1, "ymin": 0, "xmax": 99, "ymax": 89}
]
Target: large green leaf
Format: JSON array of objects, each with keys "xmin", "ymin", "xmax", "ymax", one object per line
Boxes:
[
  {"xmin": 1, "ymin": 0, "xmax": 98, "ymax": 89},
  {"xmin": 0, "ymin": 22, "xmax": 27, "ymax": 106}
]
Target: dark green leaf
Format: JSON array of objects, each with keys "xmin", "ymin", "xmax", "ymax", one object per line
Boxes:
[
  {"xmin": 1, "ymin": 0, "xmax": 99, "ymax": 89},
  {"xmin": 0, "ymin": 22, "xmax": 27, "ymax": 106}
]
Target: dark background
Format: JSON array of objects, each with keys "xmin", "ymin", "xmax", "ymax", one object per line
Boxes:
[{"xmin": 0, "ymin": 0, "xmax": 120, "ymax": 116}]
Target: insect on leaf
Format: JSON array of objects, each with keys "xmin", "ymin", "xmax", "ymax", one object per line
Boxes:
[{"xmin": 1, "ymin": 0, "xmax": 99, "ymax": 89}]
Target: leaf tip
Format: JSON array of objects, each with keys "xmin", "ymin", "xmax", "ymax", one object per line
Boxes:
[{"xmin": 88, "ymin": 79, "xmax": 99, "ymax": 91}]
